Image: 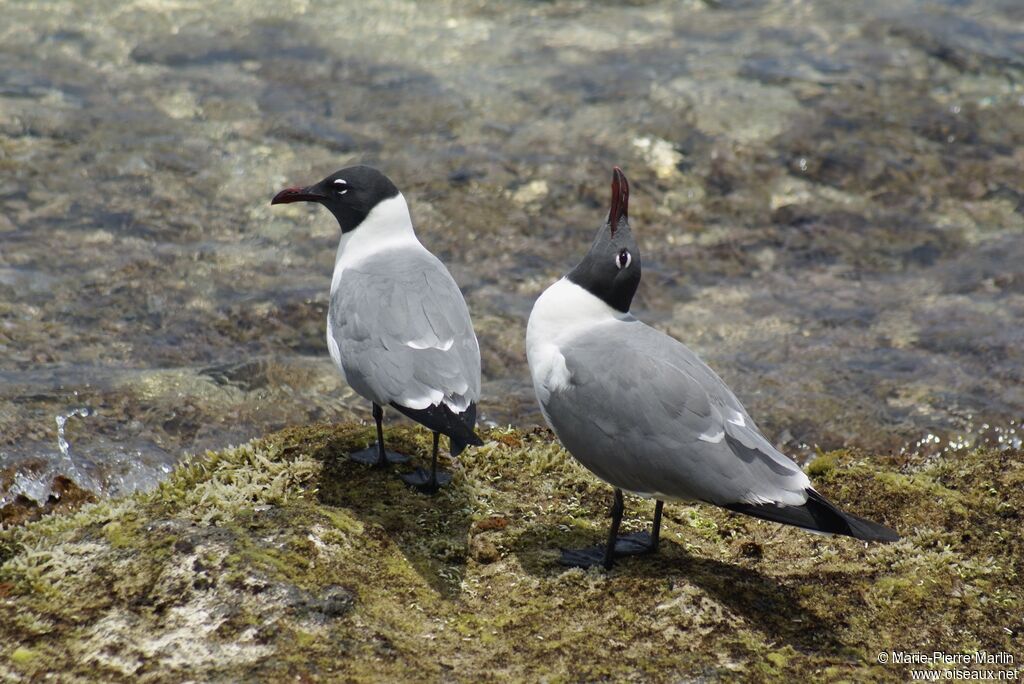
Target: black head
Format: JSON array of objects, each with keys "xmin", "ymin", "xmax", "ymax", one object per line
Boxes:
[
  {"xmin": 271, "ymin": 165, "xmax": 400, "ymax": 233},
  {"xmin": 566, "ymin": 167, "xmax": 640, "ymax": 313}
]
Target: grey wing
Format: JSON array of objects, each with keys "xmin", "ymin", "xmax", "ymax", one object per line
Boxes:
[
  {"xmin": 645, "ymin": 326, "xmax": 808, "ymax": 492},
  {"xmin": 330, "ymin": 249, "xmax": 480, "ymax": 413},
  {"xmin": 548, "ymin": 322, "xmax": 809, "ymax": 507}
]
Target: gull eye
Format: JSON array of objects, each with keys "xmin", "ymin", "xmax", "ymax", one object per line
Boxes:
[
  {"xmin": 615, "ymin": 248, "xmax": 631, "ymax": 270},
  {"xmin": 332, "ymin": 178, "xmax": 348, "ymax": 195}
]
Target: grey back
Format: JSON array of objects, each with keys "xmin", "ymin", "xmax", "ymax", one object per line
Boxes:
[
  {"xmin": 330, "ymin": 247, "xmax": 480, "ymax": 413},
  {"xmin": 542, "ymin": 321, "xmax": 810, "ymax": 507}
]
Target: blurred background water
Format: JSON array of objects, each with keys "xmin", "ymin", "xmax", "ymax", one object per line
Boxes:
[{"xmin": 2, "ymin": 0, "xmax": 1022, "ymax": 505}]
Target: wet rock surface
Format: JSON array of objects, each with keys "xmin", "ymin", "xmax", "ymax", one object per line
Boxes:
[
  {"xmin": 1, "ymin": 0, "xmax": 1023, "ymax": 498},
  {"xmin": 0, "ymin": 424, "xmax": 1020, "ymax": 681}
]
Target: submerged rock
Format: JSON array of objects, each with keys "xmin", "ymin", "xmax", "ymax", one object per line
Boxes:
[
  {"xmin": 1, "ymin": 423, "xmax": 1019, "ymax": 681},
  {"xmin": 0, "ymin": 475, "xmax": 95, "ymax": 527}
]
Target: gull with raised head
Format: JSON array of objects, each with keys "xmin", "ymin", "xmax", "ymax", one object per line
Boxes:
[{"xmin": 527, "ymin": 167, "xmax": 898, "ymax": 568}]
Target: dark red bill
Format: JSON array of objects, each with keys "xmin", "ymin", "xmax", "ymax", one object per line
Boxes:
[
  {"xmin": 609, "ymin": 166, "xmax": 629, "ymax": 236},
  {"xmin": 270, "ymin": 186, "xmax": 324, "ymax": 205}
]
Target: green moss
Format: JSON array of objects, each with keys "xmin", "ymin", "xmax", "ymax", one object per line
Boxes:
[
  {"xmin": 806, "ymin": 450, "xmax": 841, "ymax": 478},
  {"xmin": 102, "ymin": 520, "xmax": 134, "ymax": 548},
  {"xmin": 0, "ymin": 424, "xmax": 1021, "ymax": 681}
]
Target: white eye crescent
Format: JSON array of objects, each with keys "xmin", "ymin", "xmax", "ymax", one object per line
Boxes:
[
  {"xmin": 333, "ymin": 178, "xmax": 348, "ymax": 195},
  {"xmin": 615, "ymin": 248, "xmax": 631, "ymax": 270}
]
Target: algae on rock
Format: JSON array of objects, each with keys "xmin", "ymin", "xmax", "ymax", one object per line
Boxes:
[{"xmin": 1, "ymin": 423, "xmax": 1021, "ymax": 681}]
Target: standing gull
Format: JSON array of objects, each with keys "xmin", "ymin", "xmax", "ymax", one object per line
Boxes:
[
  {"xmin": 526, "ymin": 167, "xmax": 898, "ymax": 569},
  {"xmin": 272, "ymin": 165, "xmax": 482, "ymax": 493}
]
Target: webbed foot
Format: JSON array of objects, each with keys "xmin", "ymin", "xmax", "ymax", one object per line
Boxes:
[
  {"xmin": 349, "ymin": 444, "xmax": 412, "ymax": 467},
  {"xmin": 559, "ymin": 531, "xmax": 658, "ymax": 569},
  {"xmin": 399, "ymin": 467, "xmax": 452, "ymax": 495}
]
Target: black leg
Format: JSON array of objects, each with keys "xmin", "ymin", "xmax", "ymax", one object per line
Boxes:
[
  {"xmin": 400, "ymin": 431, "xmax": 452, "ymax": 495},
  {"xmin": 651, "ymin": 499, "xmax": 664, "ymax": 551},
  {"xmin": 602, "ymin": 489, "xmax": 626, "ymax": 569},
  {"xmin": 559, "ymin": 494, "xmax": 664, "ymax": 570},
  {"xmin": 373, "ymin": 403, "xmax": 386, "ymax": 467},
  {"xmin": 349, "ymin": 403, "xmax": 411, "ymax": 467}
]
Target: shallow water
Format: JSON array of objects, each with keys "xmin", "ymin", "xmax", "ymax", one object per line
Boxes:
[{"xmin": 2, "ymin": 0, "xmax": 1023, "ymax": 502}]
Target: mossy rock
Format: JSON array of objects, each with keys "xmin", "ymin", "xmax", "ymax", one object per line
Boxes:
[{"xmin": 1, "ymin": 424, "xmax": 1020, "ymax": 681}]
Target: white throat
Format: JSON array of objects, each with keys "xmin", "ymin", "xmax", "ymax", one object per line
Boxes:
[
  {"xmin": 527, "ymin": 278, "xmax": 631, "ymax": 346},
  {"xmin": 526, "ymin": 278, "xmax": 632, "ymax": 403},
  {"xmin": 330, "ymin": 193, "xmax": 421, "ymax": 294}
]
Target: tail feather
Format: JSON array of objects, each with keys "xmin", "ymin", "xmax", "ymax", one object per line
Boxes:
[
  {"xmin": 725, "ymin": 489, "xmax": 899, "ymax": 542},
  {"xmin": 390, "ymin": 401, "xmax": 483, "ymax": 456}
]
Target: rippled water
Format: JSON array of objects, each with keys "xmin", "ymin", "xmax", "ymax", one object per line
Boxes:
[{"xmin": 2, "ymin": 0, "xmax": 1023, "ymax": 502}]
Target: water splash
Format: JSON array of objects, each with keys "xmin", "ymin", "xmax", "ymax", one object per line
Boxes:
[
  {"xmin": 53, "ymin": 407, "xmax": 102, "ymax": 495},
  {"xmin": 1, "ymin": 406, "xmax": 178, "ymax": 508},
  {"xmin": 57, "ymin": 407, "xmax": 93, "ymax": 460},
  {"xmin": 1, "ymin": 407, "xmax": 101, "ymax": 507}
]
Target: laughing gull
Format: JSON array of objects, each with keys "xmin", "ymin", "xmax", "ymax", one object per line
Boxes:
[
  {"xmin": 526, "ymin": 167, "xmax": 898, "ymax": 569},
  {"xmin": 272, "ymin": 165, "xmax": 482, "ymax": 493}
]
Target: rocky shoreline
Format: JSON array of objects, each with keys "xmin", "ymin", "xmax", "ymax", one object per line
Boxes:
[{"xmin": 2, "ymin": 423, "xmax": 1019, "ymax": 681}]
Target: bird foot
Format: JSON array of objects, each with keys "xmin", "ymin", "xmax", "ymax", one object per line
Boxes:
[
  {"xmin": 349, "ymin": 444, "xmax": 412, "ymax": 467},
  {"xmin": 613, "ymin": 531, "xmax": 658, "ymax": 556},
  {"xmin": 399, "ymin": 468, "xmax": 452, "ymax": 495},
  {"xmin": 559, "ymin": 531, "xmax": 658, "ymax": 569}
]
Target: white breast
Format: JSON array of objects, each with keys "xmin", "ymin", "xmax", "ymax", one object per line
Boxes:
[
  {"xmin": 526, "ymin": 278, "xmax": 631, "ymax": 404},
  {"xmin": 329, "ymin": 193, "xmax": 424, "ymax": 295},
  {"xmin": 326, "ymin": 192, "xmax": 425, "ymax": 381}
]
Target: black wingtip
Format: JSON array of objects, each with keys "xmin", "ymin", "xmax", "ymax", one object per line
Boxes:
[
  {"xmin": 450, "ymin": 430, "xmax": 484, "ymax": 457},
  {"xmin": 806, "ymin": 489, "xmax": 900, "ymax": 542},
  {"xmin": 725, "ymin": 489, "xmax": 899, "ymax": 543},
  {"xmin": 390, "ymin": 401, "xmax": 481, "ymax": 455},
  {"xmin": 850, "ymin": 518, "xmax": 900, "ymax": 542}
]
